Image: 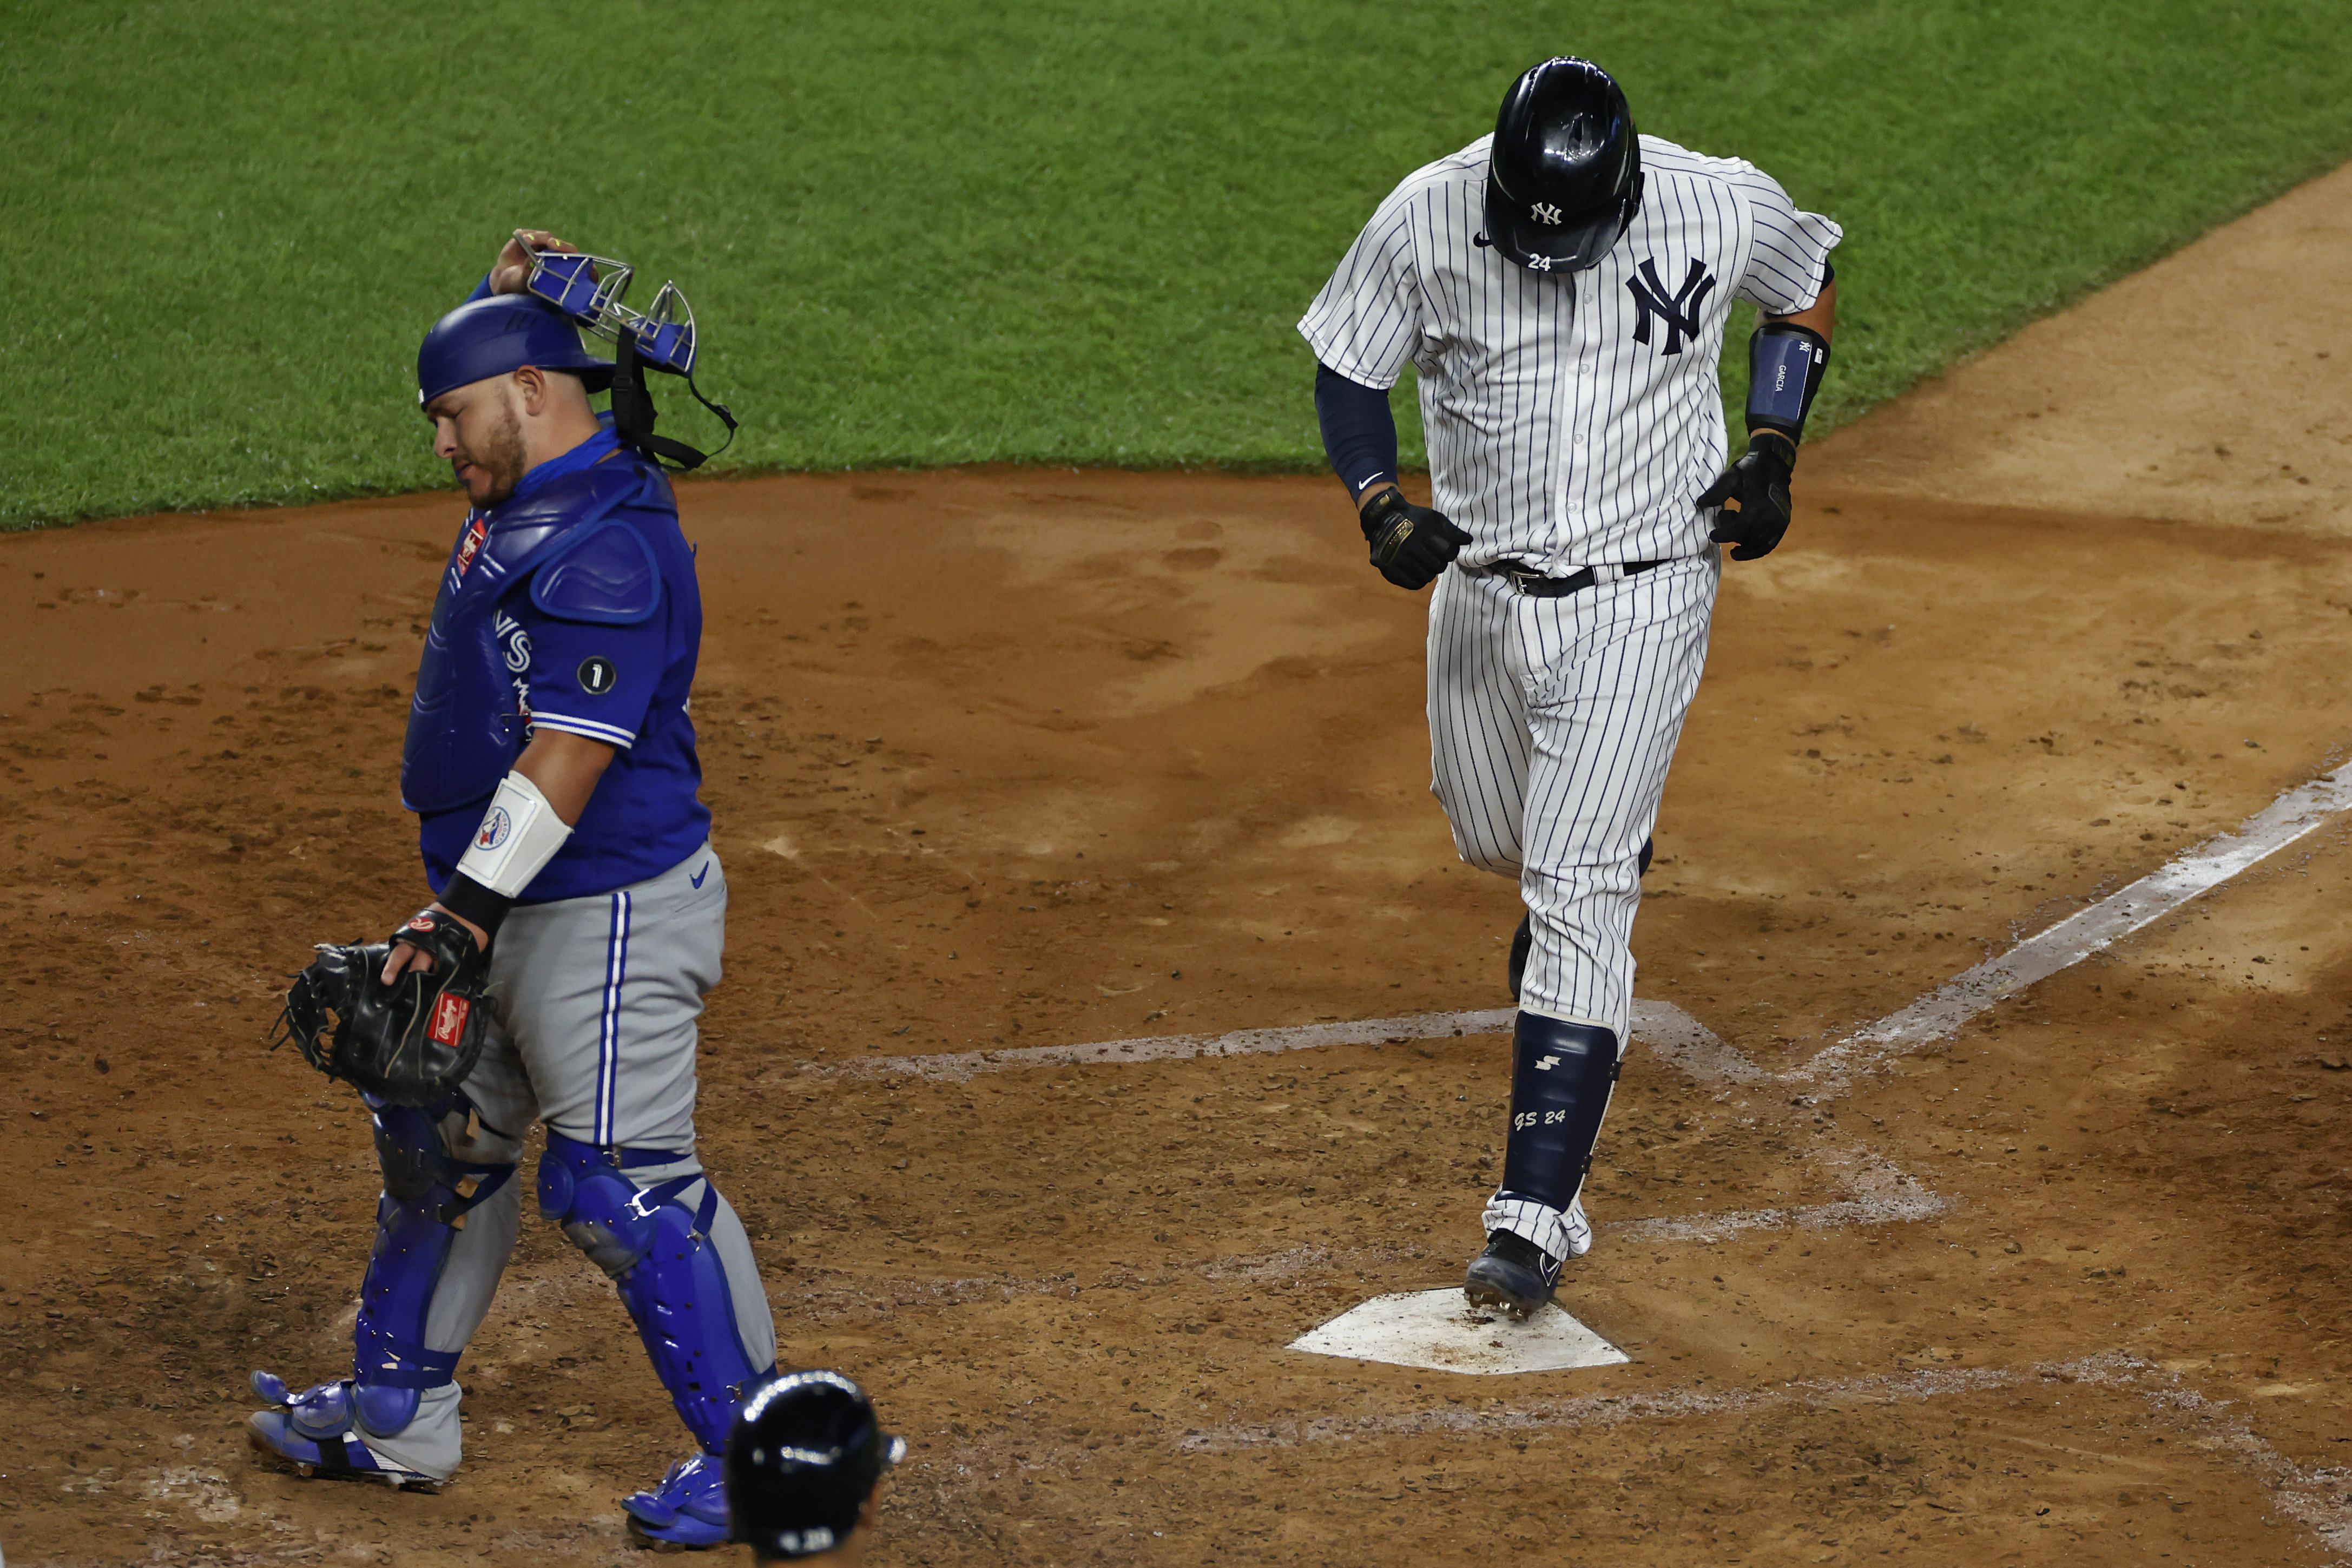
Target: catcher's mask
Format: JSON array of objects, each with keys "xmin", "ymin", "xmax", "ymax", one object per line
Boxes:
[
  {"xmin": 1479, "ymin": 57, "xmax": 1644, "ymax": 275},
  {"xmin": 524, "ymin": 247, "xmax": 738, "ymax": 471},
  {"xmin": 414, "ymin": 246, "xmax": 738, "ymax": 472}
]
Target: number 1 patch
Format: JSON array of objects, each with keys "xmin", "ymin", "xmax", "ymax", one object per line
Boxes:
[{"xmin": 577, "ymin": 656, "xmax": 618, "ymax": 695}]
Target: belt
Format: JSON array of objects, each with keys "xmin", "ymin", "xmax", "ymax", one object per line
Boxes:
[{"xmin": 1473, "ymin": 557, "xmax": 1669, "ymax": 597}]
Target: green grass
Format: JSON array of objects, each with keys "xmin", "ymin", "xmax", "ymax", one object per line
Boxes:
[{"xmin": 5, "ymin": 1, "xmax": 2351, "ymax": 527}]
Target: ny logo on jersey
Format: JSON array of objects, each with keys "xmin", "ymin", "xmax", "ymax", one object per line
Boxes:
[
  {"xmin": 1625, "ymin": 257, "xmax": 1718, "ymax": 356},
  {"xmin": 1531, "ymin": 201, "xmax": 1563, "ymax": 225}
]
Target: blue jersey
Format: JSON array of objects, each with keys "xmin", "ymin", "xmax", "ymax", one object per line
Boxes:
[{"xmin": 402, "ymin": 425, "xmax": 711, "ymax": 902}]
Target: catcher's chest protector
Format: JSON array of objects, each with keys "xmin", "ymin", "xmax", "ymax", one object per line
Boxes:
[{"xmin": 400, "ymin": 459, "xmax": 662, "ymax": 814}]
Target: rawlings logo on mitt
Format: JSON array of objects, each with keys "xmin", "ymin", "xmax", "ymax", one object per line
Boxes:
[{"xmin": 271, "ymin": 910, "xmax": 490, "ymax": 1106}]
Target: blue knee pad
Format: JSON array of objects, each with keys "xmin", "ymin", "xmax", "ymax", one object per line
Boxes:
[
  {"xmin": 537, "ymin": 1130, "xmax": 773, "ymax": 1451},
  {"xmin": 1497, "ymin": 1012, "xmax": 1622, "ymax": 1214},
  {"xmin": 352, "ymin": 1093, "xmax": 514, "ymax": 1434}
]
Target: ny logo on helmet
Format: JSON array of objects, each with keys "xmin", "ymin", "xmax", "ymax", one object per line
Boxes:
[
  {"xmin": 1625, "ymin": 258, "xmax": 1717, "ymax": 355},
  {"xmin": 1531, "ymin": 201, "xmax": 1564, "ymax": 225}
]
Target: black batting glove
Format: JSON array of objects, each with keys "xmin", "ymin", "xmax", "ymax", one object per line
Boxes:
[
  {"xmin": 1698, "ymin": 431, "xmax": 1796, "ymax": 561},
  {"xmin": 1359, "ymin": 486, "xmax": 1472, "ymax": 590}
]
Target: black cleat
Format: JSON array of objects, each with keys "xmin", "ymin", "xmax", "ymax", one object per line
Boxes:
[{"xmin": 1464, "ymin": 1230, "xmax": 1564, "ymax": 1320}]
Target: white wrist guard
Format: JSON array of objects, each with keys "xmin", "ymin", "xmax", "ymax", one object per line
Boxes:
[{"xmin": 455, "ymin": 772, "xmax": 574, "ymax": 898}]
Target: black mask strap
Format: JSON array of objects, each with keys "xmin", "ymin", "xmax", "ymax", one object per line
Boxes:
[{"xmin": 609, "ymin": 328, "xmax": 739, "ymax": 472}]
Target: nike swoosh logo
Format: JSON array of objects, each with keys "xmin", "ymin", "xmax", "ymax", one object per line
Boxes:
[{"xmin": 690, "ymin": 862, "xmax": 710, "ymax": 889}]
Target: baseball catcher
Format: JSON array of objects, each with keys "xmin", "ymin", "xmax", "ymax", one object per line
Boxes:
[{"xmin": 247, "ymin": 228, "xmax": 772, "ymax": 1549}]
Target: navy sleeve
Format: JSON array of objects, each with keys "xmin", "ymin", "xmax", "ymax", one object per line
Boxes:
[{"xmin": 1315, "ymin": 364, "xmax": 1400, "ymax": 499}]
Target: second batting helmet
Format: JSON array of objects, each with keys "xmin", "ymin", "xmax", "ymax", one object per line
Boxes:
[
  {"xmin": 416, "ymin": 294, "xmax": 615, "ymax": 407},
  {"xmin": 1481, "ymin": 57, "xmax": 1644, "ymax": 275},
  {"xmin": 726, "ymin": 1371, "xmax": 906, "ymax": 1559}
]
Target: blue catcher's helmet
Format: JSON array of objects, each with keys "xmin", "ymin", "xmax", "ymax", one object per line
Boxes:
[
  {"xmin": 417, "ymin": 294, "xmax": 615, "ymax": 407},
  {"xmin": 726, "ymin": 1371, "xmax": 905, "ymax": 1559}
]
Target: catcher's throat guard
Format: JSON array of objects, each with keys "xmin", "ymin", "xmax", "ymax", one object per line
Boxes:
[
  {"xmin": 522, "ymin": 247, "xmax": 738, "ymax": 471},
  {"xmin": 271, "ymin": 914, "xmax": 491, "ymax": 1106}
]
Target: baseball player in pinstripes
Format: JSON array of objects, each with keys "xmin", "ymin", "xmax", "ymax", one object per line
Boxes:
[{"xmin": 1301, "ymin": 58, "xmax": 1841, "ymax": 1317}]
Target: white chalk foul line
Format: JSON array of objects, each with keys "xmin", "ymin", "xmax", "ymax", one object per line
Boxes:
[
  {"xmin": 811, "ymin": 1006, "xmax": 1517, "ymax": 1083},
  {"xmin": 1617, "ymin": 1148, "xmax": 1951, "ymax": 1244},
  {"xmin": 1800, "ymin": 759, "xmax": 2352, "ymax": 1083},
  {"xmin": 811, "ymin": 998, "xmax": 1756, "ymax": 1085}
]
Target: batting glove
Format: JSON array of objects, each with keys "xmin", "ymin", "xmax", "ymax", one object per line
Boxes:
[
  {"xmin": 1699, "ymin": 432, "xmax": 1796, "ymax": 561},
  {"xmin": 1359, "ymin": 486, "xmax": 1472, "ymax": 591}
]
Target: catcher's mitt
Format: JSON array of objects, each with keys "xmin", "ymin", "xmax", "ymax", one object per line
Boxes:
[{"xmin": 272, "ymin": 910, "xmax": 490, "ymax": 1106}]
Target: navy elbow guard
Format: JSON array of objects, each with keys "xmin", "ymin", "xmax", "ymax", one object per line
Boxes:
[{"xmin": 1745, "ymin": 321, "xmax": 1830, "ymax": 446}]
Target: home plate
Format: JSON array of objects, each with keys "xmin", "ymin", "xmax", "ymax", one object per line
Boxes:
[{"xmin": 1287, "ymin": 1287, "xmax": 1630, "ymax": 1375}]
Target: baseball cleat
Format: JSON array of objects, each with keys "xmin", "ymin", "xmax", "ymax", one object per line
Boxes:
[
  {"xmin": 246, "ymin": 1370, "xmax": 445, "ymax": 1490},
  {"xmin": 245, "ymin": 1412, "xmax": 440, "ymax": 1491},
  {"xmin": 1464, "ymin": 1230, "xmax": 1564, "ymax": 1320},
  {"xmin": 621, "ymin": 1452, "xmax": 733, "ymax": 1550}
]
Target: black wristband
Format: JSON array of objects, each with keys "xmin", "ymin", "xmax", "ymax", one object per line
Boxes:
[{"xmin": 434, "ymin": 872, "xmax": 514, "ymax": 943}]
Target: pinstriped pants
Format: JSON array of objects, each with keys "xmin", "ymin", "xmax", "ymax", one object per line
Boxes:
[
  {"xmin": 1427, "ymin": 554, "xmax": 1719, "ymax": 1037},
  {"xmin": 1428, "ymin": 554, "xmax": 1718, "ymax": 1260}
]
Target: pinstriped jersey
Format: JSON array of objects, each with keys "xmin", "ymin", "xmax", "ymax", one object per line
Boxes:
[{"xmin": 1300, "ymin": 134, "xmax": 1841, "ymax": 572}]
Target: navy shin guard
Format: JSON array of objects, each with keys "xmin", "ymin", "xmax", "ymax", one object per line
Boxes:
[
  {"xmin": 353, "ymin": 1096, "xmax": 515, "ymax": 1427},
  {"xmin": 1497, "ymin": 1012, "xmax": 1622, "ymax": 1218},
  {"xmin": 538, "ymin": 1131, "xmax": 774, "ymax": 1451}
]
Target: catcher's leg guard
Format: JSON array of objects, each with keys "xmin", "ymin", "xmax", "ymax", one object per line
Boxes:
[
  {"xmin": 537, "ymin": 1130, "xmax": 777, "ymax": 1450},
  {"xmin": 538, "ymin": 1131, "xmax": 775, "ymax": 1549},
  {"xmin": 249, "ymin": 1093, "xmax": 521, "ymax": 1484},
  {"xmin": 1484, "ymin": 1011, "xmax": 1621, "ymax": 1264}
]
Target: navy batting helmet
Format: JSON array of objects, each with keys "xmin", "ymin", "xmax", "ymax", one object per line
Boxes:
[
  {"xmin": 726, "ymin": 1371, "xmax": 906, "ymax": 1559},
  {"xmin": 416, "ymin": 294, "xmax": 615, "ymax": 407},
  {"xmin": 1481, "ymin": 57, "xmax": 1643, "ymax": 275}
]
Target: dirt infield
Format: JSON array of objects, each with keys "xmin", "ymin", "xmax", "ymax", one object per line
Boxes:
[{"xmin": 6, "ymin": 168, "xmax": 2352, "ymax": 1567}]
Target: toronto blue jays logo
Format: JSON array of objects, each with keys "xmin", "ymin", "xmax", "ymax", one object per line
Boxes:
[{"xmin": 1625, "ymin": 258, "xmax": 1717, "ymax": 355}]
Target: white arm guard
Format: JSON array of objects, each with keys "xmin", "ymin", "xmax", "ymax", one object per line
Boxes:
[{"xmin": 454, "ymin": 771, "xmax": 575, "ymax": 898}]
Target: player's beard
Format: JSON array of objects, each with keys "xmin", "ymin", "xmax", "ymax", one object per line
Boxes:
[{"xmin": 455, "ymin": 400, "xmax": 530, "ymax": 509}]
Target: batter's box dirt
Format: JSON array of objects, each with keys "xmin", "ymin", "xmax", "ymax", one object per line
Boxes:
[{"xmin": 1170, "ymin": 1355, "xmax": 2352, "ymax": 1565}]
